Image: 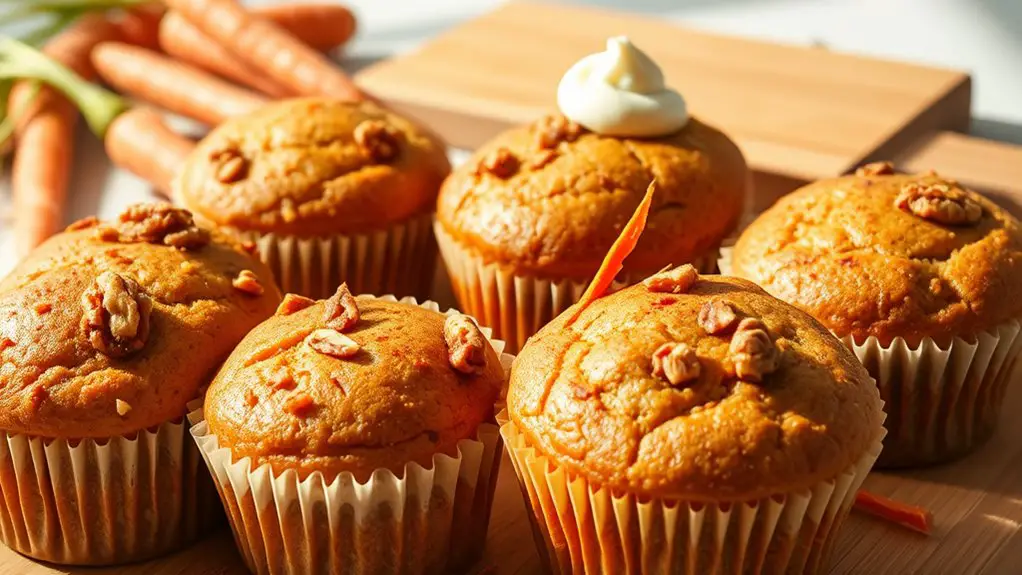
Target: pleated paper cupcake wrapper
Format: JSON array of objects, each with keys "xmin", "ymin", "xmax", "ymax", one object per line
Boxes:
[
  {"xmin": 720, "ymin": 246, "xmax": 1022, "ymax": 467},
  {"xmin": 500, "ymin": 415, "xmax": 885, "ymax": 575},
  {"xmin": 436, "ymin": 224, "xmax": 720, "ymax": 353},
  {"xmin": 222, "ymin": 211, "xmax": 437, "ymax": 301},
  {"xmin": 189, "ymin": 295, "xmax": 516, "ymax": 575},
  {"xmin": 0, "ymin": 415, "xmax": 221, "ymax": 565}
]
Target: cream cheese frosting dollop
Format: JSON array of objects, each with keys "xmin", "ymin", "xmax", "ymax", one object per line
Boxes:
[{"xmin": 556, "ymin": 36, "xmax": 688, "ymax": 137}]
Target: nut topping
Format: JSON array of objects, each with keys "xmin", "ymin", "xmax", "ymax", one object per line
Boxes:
[
  {"xmin": 232, "ymin": 270, "xmax": 264, "ymax": 296},
  {"xmin": 534, "ymin": 114, "xmax": 583, "ymax": 149},
  {"xmin": 698, "ymin": 299, "xmax": 738, "ymax": 334},
  {"xmin": 644, "ymin": 264, "xmax": 698, "ymax": 294},
  {"xmin": 531, "ymin": 149, "xmax": 558, "ymax": 169},
  {"xmin": 444, "ymin": 313, "xmax": 487, "ymax": 375},
  {"xmin": 306, "ymin": 329, "xmax": 361, "ymax": 358},
  {"xmin": 323, "ymin": 283, "xmax": 359, "ymax": 331},
  {"xmin": 96, "ymin": 203, "xmax": 209, "ymax": 250},
  {"xmin": 211, "ymin": 149, "xmax": 249, "ymax": 184},
  {"xmin": 855, "ymin": 161, "xmax": 895, "ymax": 177},
  {"xmin": 480, "ymin": 147, "xmax": 519, "ymax": 179},
  {"xmin": 276, "ymin": 293, "xmax": 316, "ymax": 316},
  {"xmin": 728, "ymin": 318, "xmax": 779, "ymax": 383},
  {"xmin": 81, "ymin": 272, "xmax": 153, "ymax": 358},
  {"xmin": 895, "ymin": 181, "xmax": 982, "ymax": 226},
  {"xmin": 115, "ymin": 399, "xmax": 132, "ymax": 416},
  {"xmin": 651, "ymin": 342, "xmax": 700, "ymax": 386},
  {"xmin": 354, "ymin": 119, "xmax": 401, "ymax": 163}
]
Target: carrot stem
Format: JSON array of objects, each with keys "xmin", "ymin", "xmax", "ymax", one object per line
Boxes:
[
  {"xmin": 853, "ymin": 490, "xmax": 932, "ymax": 535},
  {"xmin": 564, "ymin": 181, "xmax": 657, "ymax": 326}
]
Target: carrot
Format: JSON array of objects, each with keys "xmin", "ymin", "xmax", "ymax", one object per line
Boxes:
[
  {"xmin": 564, "ymin": 181, "xmax": 657, "ymax": 326},
  {"xmin": 163, "ymin": 0, "xmax": 363, "ymax": 100},
  {"xmin": 91, "ymin": 42, "xmax": 267, "ymax": 125},
  {"xmin": 249, "ymin": 3, "xmax": 357, "ymax": 53},
  {"xmin": 112, "ymin": 4, "xmax": 165, "ymax": 51},
  {"xmin": 853, "ymin": 490, "xmax": 933, "ymax": 535},
  {"xmin": 105, "ymin": 106, "xmax": 194, "ymax": 194}
]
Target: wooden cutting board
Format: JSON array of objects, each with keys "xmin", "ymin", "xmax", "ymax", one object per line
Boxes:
[{"xmin": 353, "ymin": 0, "xmax": 971, "ymax": 188}]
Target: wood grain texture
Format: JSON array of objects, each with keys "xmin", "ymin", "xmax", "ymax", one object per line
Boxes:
[
  {"xmin": 353, "ymin": 0, "xmax": 971, "ymax": 181},
  {"xmin": 3, "ymin": 378, "xmax": 1022, "ymax": 574}
]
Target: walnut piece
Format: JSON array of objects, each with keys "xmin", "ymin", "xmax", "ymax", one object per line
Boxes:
[
  {"xmin": 444, "ymin": 313, "xmax": 487, "ymax": 375},
  {"xmin": 323, "ymin": 283, "xmax": 359, "ymax": 331},
  {"xmin": 354, "ymin": 119, "xmax": 401, "ymax": 162},
  {"xmin": 96, "ymin": 203, "xmax": 209, "ymax": 250},
  {"xmin": 644, "ymin": 264, "xmax": 698, "ymax": 294},
  {"xmin": 531, "ymin": 149, "xmax": 558, "ymax": 169},
  {"xmin": 115, "ymin": 399, "xmax": 132, "ymax": 416},
  {"xmin": 480, "ymin": 147, "xmax": 519, "ymax": 179},
  {"xmin": 651, "ymin": 342, "xmax": 700, "ymax": 386},
  {"xmin": 698, "ymin": 299, "xmax": 737, "ymax": 334},
  {"xmin": 534, "ymin": 115, "xmax": 583, "ymax": 149},
  {"xmin": 232, "ymin": 270, "xmax": 264, "ymax": 296},
  {"xmin": 855, "ymin": 161, "xmax": 895, "ymax": 176},
  {"xmin": 276, "ymin": 293, "xmax": 316, "ymax": 316},
  {"xmin": 81, "ymin": 272, "xmax": 153, "ymax": 358},
  {"xmin": 728, "ymin": 318, "xmax": 779, "ymax": 383},
  {"xmin": 895, "ymin": 181, "xmax": 982, "ymax": 226},
  {"xmin": 306, "ymin": 329, "xmax": 361, "ymax": 358},
  {"xmin": 211, "ymin": 149, "xmax": 249, "ymax": 184}
]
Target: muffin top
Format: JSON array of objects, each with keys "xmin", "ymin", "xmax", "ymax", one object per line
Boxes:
[
  {"xmin": 437, "ymin": 114, "xmax": 747, "ymax": 280},
  {"xmin": 731, "ymin": 164, "xmax": 1022, "ymax": 343},
  {"xmin": 204, "ymin": 291, "xmax": 506, "ymax": 481},
  {"xmin": 507, "ymin": 269, "xmax": 883, "ymax": 502},
  {"xmin": 174, "ymin": 98, "xmax": 451, "ymax": 237},
  {"xmin": 0, "ymin": 204, "xmax": 281, "ymax": 438}
]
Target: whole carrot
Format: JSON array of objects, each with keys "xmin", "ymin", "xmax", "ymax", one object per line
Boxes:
[
  {"xmin": 105, "ymin": 107, "xmax": 194, "ymax": 194},
  {"xmin": 91, "ymin": 42, "xmax": 267, "ymax": 126},
  {"xmin": 163, "ymin": 0, "xmax": 363, "ymax": 100},
  {"xmin": 159, "ymin": 4, "xmax": 357, "ymax": 98}
]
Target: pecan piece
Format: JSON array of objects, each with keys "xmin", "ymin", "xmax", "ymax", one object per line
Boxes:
[
  {"xmin": 534, "ymin": 114, "xmax": 583, "ymax": 149},
  {"xmin": 81, "ymin": 272, "xmax": 153, "ymax": 358},
  {"xmin": 480, "ymin": 147, "xmax": 519, "ymax": 179},
  {"xmin": 728, "ymin": 318, "xmax": 779, "ymax": 383},
  {"xmin": 644, "ymin": 264, "xmax": 698, "ymax": 294},
  {"xmin": 276, "ymin": 293, "xmax": 316, "ymax": 316},
  {"xmin": 854, "ymin": 161, "xmax": 895, "ymax": 177},
  {"xmin": 354, "ymin": 119, "xmax": 401, "ymax": 162},
  {"xmin": 323, "ymin": 283, "xmax": 359, "ymax": 331},
  {"xmin": 97, "ymin": 203, "xmax": 209, "ymax": 250},
  {"xmin": 212, "ymin": 150, "xmax": 249, "ymax": 184},
  {"xmin": 444, "ymin": 313, "xmax": 487, "ymax": 375},
  {"xmin": 232, "ymin": 270, "xmax": 264, "ymax": 296},
  {"xmin": 895, "ymin": 181, "xmax": 982, "ymax": 226},
  {"xmin": 698, "ymin": 299, "xmax": 737, "ymax": 334},
  {"xmin": 651, "ymin": 342, "xmax": 700, "ymax": 386},
  {"xmin": 306, "ymin": 329, "xmax": 361, "ymax": 358}
]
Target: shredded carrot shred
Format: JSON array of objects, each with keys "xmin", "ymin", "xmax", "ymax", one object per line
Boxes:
[
  {"xmin": 564, "ymin": 181, "xmax": 657, "ymax": 327},
  {"xmin": 853, "ymin": 490, "xmax": 932, "ymax": 535}
]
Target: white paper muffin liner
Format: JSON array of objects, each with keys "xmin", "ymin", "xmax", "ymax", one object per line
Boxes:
[
  {"xmin": 499, "ymin": 413, "xmax": 885, "ymax": 575},
  {"xmin": 719, "ymin": 245, "xmax": 1022, "ymax": 467},
  {"xmin": 190, "ymin": 296, "xmax": 515, "ymax": 575},
  {"xmin": 0, "ymin": 415, "xmax": 221, "ymax": 565},
  {"xmin": 221, "ymin": 212, "xmax": 437, "ymax": 301},
  {"xmin": 435, "ymin": 224, "xmax": 720, "ymax": 353}
]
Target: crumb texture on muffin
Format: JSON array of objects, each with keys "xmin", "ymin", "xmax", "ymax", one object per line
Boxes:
[
  {"xmin": 437, "ymin": 115, "xmax": 747, "ymax": 280},
  {"xmin": 174, "ymin": 98, "xmax": 451, "ymax": 237},
  {"xmin": 0, "ymin": 205, "xmax": 281, "ymax": 438},
  {"xmin": 507, "ymin": 275, "xmax": 883, "ymax": 502},
  {"xmin": 203, "ymin": 297, "xmax": 505, "ymax": 481},
  {"xmin": 731, "ymin": 171, "xmax": 1022, "ymax": 342}
]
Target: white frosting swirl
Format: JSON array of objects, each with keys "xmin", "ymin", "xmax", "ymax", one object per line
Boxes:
[{"xmin": 556, "ymin": 36, "xmax": 688, "ymax": 137}]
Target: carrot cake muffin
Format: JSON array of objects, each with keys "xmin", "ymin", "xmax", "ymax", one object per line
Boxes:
[
  {"xmin": 0, "ymin": 203, "xmax": 280, "ymax": 564},
  {"xmin": 436, "ymin": 37, "xmax": 748, "ymax": 352},
  {"xmin": 729, "ymin": 163, "xmax": 1022, "ymax": 467},
  {"xmin": 503, "ymin": 268, "xmax": 884, "ymax": 574},
  {"xmin": 174, "ymin": 97, "xmax": 451, "ymax": 300},
  {"xmin": 192, "ymin": 288, "xmax": 511, "ymax": 575}
]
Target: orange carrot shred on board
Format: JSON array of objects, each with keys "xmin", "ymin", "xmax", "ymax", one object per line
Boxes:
[
  {"xmin": 853, "ymin": 490, "xmax": 933, "ymax": 535},
  {"xmin": 564, "ymin": 181, "xmax": 657, "ymax": 327}
]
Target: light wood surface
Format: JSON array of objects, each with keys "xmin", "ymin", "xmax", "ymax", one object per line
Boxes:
[{"xmin": 354, "ymin": 1, "xmax": 971, "ymax": 182}]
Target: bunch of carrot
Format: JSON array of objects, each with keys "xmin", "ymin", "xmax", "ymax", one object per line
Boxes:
[{"xmin": 2, "ymin": 0, "xmax": 364, "ymax": 257}]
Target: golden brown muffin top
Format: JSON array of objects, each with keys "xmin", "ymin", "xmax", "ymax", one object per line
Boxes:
[
  {"xmin": 508, "ymin": 271, "xmax": 883, "ymax": 502},
  {"xmin": 437, "ymin": 115, "xmax": 747, "ymax": 280},
  {"xmin": 731, "ymin": 164, "xmax": 1022, "ymax": 343},
  {"xmin": 174, "ymin": 98, "xmax": 451, "ymax": 237},
  {"xmin": 203, "ymin": 293, "xmax": 506, "ymax": 481},
  {"xmin": 0, "ymin": 204, "xmax": 281, "ymax": 439}
]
